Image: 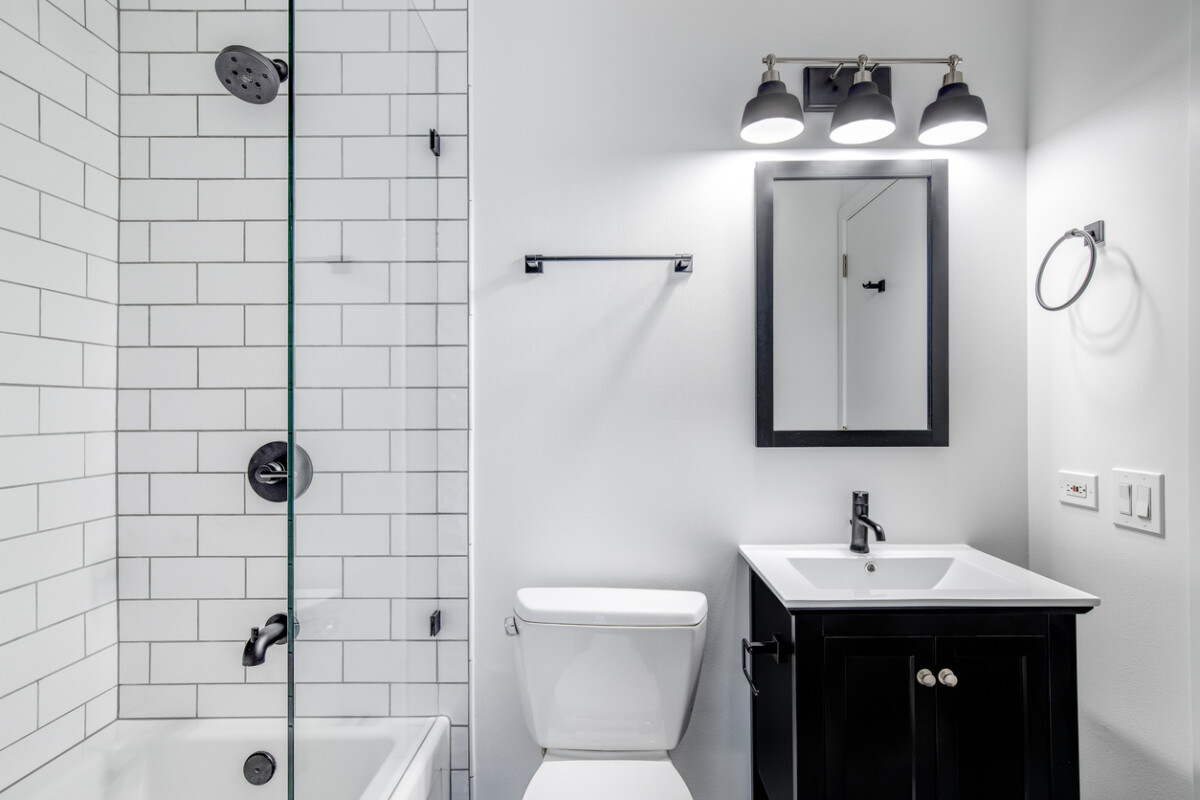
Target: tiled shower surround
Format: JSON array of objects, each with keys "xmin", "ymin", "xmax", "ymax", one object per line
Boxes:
[{"xmin": 1, "ymin": 1, "xmax": 469, "ymax": 797}]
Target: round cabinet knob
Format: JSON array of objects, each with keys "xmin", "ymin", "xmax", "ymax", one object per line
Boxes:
[
  {"xmin": 938, "ymin": 668, "xmax": 958, "ymax": 687},
  {"xmin": 916, "ymin": 668, "xmax": 936, "ymax": 687}
]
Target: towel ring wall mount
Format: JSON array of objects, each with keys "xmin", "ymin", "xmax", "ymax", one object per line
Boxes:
[{"xmin": 1034, "ymin": 220, "xmax": 1105, "ymax": 312}]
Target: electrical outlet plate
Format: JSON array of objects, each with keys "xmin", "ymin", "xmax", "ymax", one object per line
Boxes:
[
  {"xmin": 1057, "ymin": 471, "xmax": 1097, "ymax": 509},
  {"xmin": 1111, "ymin": 469, "xmax": 1164, "ymax": 536}
]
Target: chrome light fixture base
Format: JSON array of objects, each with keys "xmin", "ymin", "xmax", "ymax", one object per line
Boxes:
[{"xmin": 739, "ymin": 54, "xmax": 805, "ymax": 144}]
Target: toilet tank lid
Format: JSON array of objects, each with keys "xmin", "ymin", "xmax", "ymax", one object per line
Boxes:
[{"xmin": 514, "ymin": 587, "xmax": 708, "ymax": 626}]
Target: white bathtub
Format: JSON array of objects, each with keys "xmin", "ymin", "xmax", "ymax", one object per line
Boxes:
[{"xmin": 1, "ymin": 717, "xmax": 449, "ymax": 800}]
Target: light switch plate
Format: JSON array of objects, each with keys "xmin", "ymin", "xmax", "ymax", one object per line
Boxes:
[
  {"xmin": 1057, "ymin": 471, "xmax": 1097, "ymax": 509},
  {"xmin": 1111, "ymin": 469, "xmax": 1164, "ymax": 536}
]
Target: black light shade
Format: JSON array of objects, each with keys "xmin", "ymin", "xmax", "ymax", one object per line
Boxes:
[
  {"xmin": 740, "ymin": 80, "xmax": 804, "ymax": 144},
  {"xmin": 829, "ymin": 80, "xmax": 896, "ymax": 144},
  {"xmin": 918, "ymin": 82, "xmax": 988, "ymax": 145}
]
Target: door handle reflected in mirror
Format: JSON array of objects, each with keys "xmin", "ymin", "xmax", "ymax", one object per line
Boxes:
[{"xmin": 861, "ymin": 279, "xmax": 886, "ymax": 292}]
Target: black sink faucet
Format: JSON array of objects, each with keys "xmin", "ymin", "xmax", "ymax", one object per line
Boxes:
[
  {"xmin": 242, "ymin": 613, "xmax": 296, "ymax": 666},
  {"xmin": 850, "ymin": 491, "xmax": 886, "ymax": 554}
]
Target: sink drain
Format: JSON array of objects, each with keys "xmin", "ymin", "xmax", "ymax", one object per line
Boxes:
[
  {"xmin": 243, "ymin": 751, "xmax": 276, "ymax": 786},
  {"xmin": 864, "ymin": 561, "xmax": 878, "ymax": 574}
]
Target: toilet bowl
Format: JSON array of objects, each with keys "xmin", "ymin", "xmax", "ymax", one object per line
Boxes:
[{"xmin": 509, "ymin": 587, "xmax": 708, "ymax": 799}]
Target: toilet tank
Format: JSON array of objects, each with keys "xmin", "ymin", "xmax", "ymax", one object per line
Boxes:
[{"xmin": 512, "ymin": 587, "xmax": 708, "ymax": 752}]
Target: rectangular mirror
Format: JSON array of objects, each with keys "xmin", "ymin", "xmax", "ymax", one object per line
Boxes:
[{"xmin": 755, "ymin": 160, "xmax": 948, "ymax": 447}]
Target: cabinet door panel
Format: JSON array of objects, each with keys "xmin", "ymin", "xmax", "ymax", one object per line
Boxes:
[
  {"xmin": 751, "ymin": 576, "xmax": 795, "ymax": 800},
  {"xmin": 824, "ymin": 637, "xmax": 936, "ymax": 800},
  {"xmin": 935, "ymin": 636, "xmax": 1049, "ymax": 800}
]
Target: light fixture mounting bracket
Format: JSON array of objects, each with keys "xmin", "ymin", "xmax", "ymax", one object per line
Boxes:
[{"xmin": 802, "ymin": 66, "xmax": 892, "ymax": 112}]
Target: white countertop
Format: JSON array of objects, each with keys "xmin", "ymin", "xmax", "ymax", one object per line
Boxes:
[{"xmin": 739, "ymin": 543, "xmax": 1100, "ymax": 610}]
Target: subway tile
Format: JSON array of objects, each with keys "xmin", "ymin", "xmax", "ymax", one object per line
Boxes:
[
  {"xmin": 295, "ymin": 515, "xmax": 389, "ymax": 556},
  {"xmin": 438, "ymin": 683, "xmax": 467, "ymax": 725},
  {"xmin": 294, "ymin": 598, "xmax": 389, "ymax": 640},
  {"xmin": 390, "ymin": 682, "xmax": 438, "ymax": 717},
  {"xmin": 119, "ymin": 10, "xmax": 197, "ymax": 51},
  {"xmin": 119, "ymin": 221, "xmax": 149, "ymax": 261},
  {"xmin": 0, "ymin": 73, "xmax": 39, "ymax": 139},
  {"xmin": 343, "ymin": 388, "xmax": 436, "ymax": 429},
  {"xmin": 37, "ymin": 561, "xmax": 117, "ymax": 626},
  {"xmin": 117, "ymin": 556, "xmax": 149, "ymax": 599},
  {"xmin": 0, "ymin": 176, "xmax": 40, "ymax": 237},
  {"xmin": 245, "ymin": 639, "xmax": 341, "ymax": 684},
  {"xmin": 151, "ymin": 641, "xmax": 244, "ymax": 683},
  {"xmin": 393, "ymin": 94, "xmax": 436, "ymax": 137},
  {"xmin": 151, "ymin": 305, "xmax": 244, "ymax": 346},
  {"xmin": 41, "ymin": 195, "xmax": 118, "ymax": 260},
  {"xmin": 198, "ymin": 95, "xmax": 287, "ymax": 136},
  {"xmin": 198, "ymin": 515, "xmax": 285, "ymax": 556},
  {"xmin": 438, "ymin": 556, "xmax": 467, "ymax": 598},
  {"xmin": 117, "ymin": 389, "xmax": 150, "ymax": 430},
  {"xmin": 344, "ymin": 556, "xmax": 437, "ymax": 598},
  {"xmin": 86, "ymin": 78, "xmax": 120, "ymax": 135},
  {"xmin": 294, "ymin": 683, "xmax": 387, "ymax": 717},
  {"xmin": 197, "ymin": 12, "xmax": 287, "ymax": 52},
  {"xmin": 0, "ymin": 618, "xmax": 84, "ymax": 698},
  {"xmin": 246, "ymin": 388, "xmax": 341, "ymax": 430},
  {"xmin": 117, "ymin": 474, "xmax": 149, "ymax": 519},
  {"xmin": 198, "ymin": 347, "xmax": 287, "ymax": 388},
  {"xmin": 246, "ymin": 305, "xmax": 341, "ymax": 347},
  {"xmin": 0, "ymin": 434, "xmax": 85, "ymax": 488},
  {"xmin": 295, "ymin": 347, "xmax": 390, "ymax": 388},
  {"xmin": 293, "ymin": 430, "xmax": 389, "ymax": 472},
  {"xmin": 391, "ymin": 178, "xmax": 438, "ymax": 221},
  {"xmin": 151, "ymin": 138, "xmax": 245, "ymax": 179},
  {"xmin": 438, "ymin": 262, "xmax": 468, "ymax": 304},
  {"xmin": 0, "ymin": 283, "xmax": 39, "ymax": 336},
  {"xmin": 295, "ymin": 11, "xmax": 388, "ymax": 51},
  {"xmin": 121, "ymin": 94, "xmax": 199, "ymax": 136},
  {"xmin": 40, "ymin": 475, "xmax": 116, "ymax": 530},
  {"xmin": 343, "ymin": 472, "xmax": 436, "ymax": 514},
  {"xmin": 38, "ymin": 646, "xmax": 117, "ymax": 724},
  {"xmin": 85, "ymin": 0, "xmax": 118, "ymax": 46},
  {"xmin": 288, "ymin": 52, "xmax": 342, "ymax": 94},
  {"xmin": 117, "ymin": 431, "xmax": 197, "ymax": 472},
  {"xmin": 438, "ymin": 387, "xmax": 468, "ymax": 428},
  {"xmin": 293, "ymin": 261, "xmax": 389, "ymax": 304},
  {"xmin": 199, "ymin": 179, "xmax": 286, "ymax": 220},
  {"xmin": 0, "ymin": 687, "xmax": 37, "ymax": 751},
  {"xmin": 83, "ymin": 343, "xmax": 117, "ymax": 388},
  {"xmin": 119, "ymin": 263, "xmax": 196, "ymax": 304},
  {"xmin": 398, "ymin": 597, "xmax": 465, "ymax": 641},
  {"xmin": 344, "ymin": 138, "xmax": 415, "ymax": 179},
  {"xmin": 391, "ymin": 430, "xmax": 438, "ymax": 471},
  {"xmin": 391, "ymin": 346, "xmax": 438, "ymax": 387},
  {"xmin": 433, "ymin": 134, "xmax": 466, "ymax": 178},
  {"xmin": 118, "ymin": 685, "xmax": 196, "ymax": 718},
  {"xmin": 84, "ymin": 430, "xmax": 116, "ymax": 476},
  {"xmin": 40, "ymin": 1, "xmax": 118, "ymax": 89},
  {"xmin": 118, "ymin": 516, "xmax": 197, "ymax": 557},
  {"xmin": 151, "ymin": 221, "xmax": 243, "ymax": 263},
  {"xmin": 120, "ymin": 53, "xmax": 149, "ymax": 94},
  {"xmin": 343, "ymin": 304, "xmax": 436, "ymax": 346},
  {"xmin": 150, "ymin": 389, "xmax": 245, "ymax": 430},
  {"xmin": 118, "ymin": 347, "xmax": 198, "ymax": 389},
  {"xmin": 438, "ymin": 52, "xmax": 467, "ymax": 93},
  {"xmin": 119, "ymin": 306, "xmax": 149, "ymax": 346},
  {"xmin": 412, "ymin": 9, "xmax": 465, "ymax": 50},
  {"xmin": 437, "ymin": 220, "xmax": 468, "ymax": 262},
  {"xmin": 149, "ymin": 53, "xmax": 229, "ymax": 95},
  {"xmin": 450, "ymin": 726, "xmax": 468, "ymax": 770},
  {"xmin": 198, "ymin": 684, "xmax": 286, "ymax": 718},
  {"xmin": 246, "ymin": 556, "xmax": 341, "ymax": 599},
  {"xmin": 0, "ymin": 709, "xmax": 84, "ymax": 792},
  {"xmin": 0, "ymin": 127, "xmax": 83, "ymax": 204},
  {"xmin": 42, "ymin": 96, "xmax": 119, "ymax": 176},
  {"xmin": 0, "ymin": 486, "xmax": 39, "ymax": 543},
  {"xmin": 198, "ymin": 262, "xmax": 286, "ymax": 304},
  {"xmin": 149, "ymin": 474, "xmax": 244, "ymax": 515},
  {"xmin": 83, "ymin": 517, "xmax": 117, "ymax": 565},
  {"xmin": 437, "ymin": 640, "xmax": 467, "ymax": 683},
  {"xmin": 198, "ymin": 598, "xmax": 283, "ymax": 642},
  {"xmin": 437, "ymin": 430, "xmax": 468, "ymax": 471},
  {"xmin": 84, "ymin": 688, "xmax": 117, "ymax": 736},
  {"xmin": 0, "ymin": 587, "xmax": 37, "ymax": 646},
  {"xmin": 121, "ymin": 180, "xmax": 198, "ymax": 220},
  {"xmin": 41, "ymin": 292, "xmax": 118, "ymax": 346},
  {"xmin": 87, "ymin": 255, "xmax": 119, "ymax": 303},
  {"xmin": 120, "ymin": 138, "xmax": 150, "ymax": 180},
  {"xmin": 0, "ymin": 21, "xmax": 86, "ymax": 115},
  {"xmin": 390, "ymin": 514, "xmax": 437, "ymax": 555},
  {"xmin": 438, "ymin": 95, "xmax": 467, "ymax": 137},
  {"xmin": 295, "ymin": 179, "xmax": 388, "ymax": 220},
  {"xmin": 84, "ymin": 600, "xmax": 118, "ymax": 654},
  {"xmin": 0, "ymin": 230, "xmax": 87, "ymax": 295},
  {"xmin": 340, "ymin": 53, "xmax": 412, "ymax": 93},
  {"xmin": 246, "ymin": 137, "xmax": 330, "ymax": 180},
  {"xmin": 150, "ymin": 556, "xmax": 244, "ymax": 598},
  {"xmin": 0, "ymin": 2, "xmax": 38, "ymax": 38},
  {"xmin": 295, "ymin": 96, "xmax": 389, "ymax": 136},
  {"xmin": 344, "ymin": 640, "xmax": 435, "ymax": 683}
]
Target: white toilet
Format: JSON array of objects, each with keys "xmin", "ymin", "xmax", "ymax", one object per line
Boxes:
[{"xmin": 509, "ymin": 586, "xmax": 708, "ymax": 800}]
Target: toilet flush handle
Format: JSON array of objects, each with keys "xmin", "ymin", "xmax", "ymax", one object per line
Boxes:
[{"xmin": 504, "ymin": 616, "xmax": 519, "ymax": 636}]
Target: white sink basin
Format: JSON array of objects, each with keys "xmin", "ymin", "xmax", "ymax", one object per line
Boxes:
[{"xmin": 741, "ymin": 544, "xmax": 1099, "ymax": 609}]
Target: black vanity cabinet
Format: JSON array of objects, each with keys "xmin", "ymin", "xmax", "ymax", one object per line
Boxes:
[{"xmin": 749, "ymin": 572, "xmax": 1087, "ymax": 800}]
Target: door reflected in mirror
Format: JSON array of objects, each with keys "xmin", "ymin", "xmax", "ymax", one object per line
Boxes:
[{"xmin": 756, "ymin": 160, "xmax": 948, "ymax": 447}]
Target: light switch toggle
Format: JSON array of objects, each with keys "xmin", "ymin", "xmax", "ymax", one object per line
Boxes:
[
  {"xmin": 1135, "ymin": 485, "xmax": 1151, "ymax": 519},
  {"xmin": 1118, "ymin": 482, "xmax": 1132, "ymax": 516}
]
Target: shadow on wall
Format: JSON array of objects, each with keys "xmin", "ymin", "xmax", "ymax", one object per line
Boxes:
[
  {"xmin": 1062, "ymin": 244, "xmax": 1141, "ymax": 354},
  {"xmin": 1079, "ymin": 708, "xmax": 1191, "ymax": 799}
]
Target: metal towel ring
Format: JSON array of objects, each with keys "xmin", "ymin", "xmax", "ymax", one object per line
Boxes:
[{"xmin": 1035, "ymin": 221, "xmax": 1105, "ymax": 312}]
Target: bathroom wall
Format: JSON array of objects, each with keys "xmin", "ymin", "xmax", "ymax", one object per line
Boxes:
[
  {"xmin": 1026, "ymin": 1, "xmax": 1196, "ymax": 798},
  {"xmin": 0, "ymin": 0, "xmax": 120, "ymax": 791},
  {"xmin": 114, "ymin": 4, "xmax": 470, "ymax": 795},
  {"xmin": 472, "ymin": 1, "xmax": 1031, "ymax": 798}
]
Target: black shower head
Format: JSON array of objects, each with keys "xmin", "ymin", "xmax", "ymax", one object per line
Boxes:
[{"xmin": 214, "ymin": 45, "xmax": 289, "ymax": 104}]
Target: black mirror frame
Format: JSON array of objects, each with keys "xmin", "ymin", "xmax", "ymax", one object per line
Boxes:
[{"xmin": 755, "ymin": 159, "xmax": 949, "ymax": 447}]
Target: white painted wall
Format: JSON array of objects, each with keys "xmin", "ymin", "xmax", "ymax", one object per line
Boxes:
[
  {"xmin": 1026, "ymin": 1, "xmax": 1195, "ymax": 798},
  {"xmin": 473, "ymin": 2, "xmax": 1030, "ymax": 797}
]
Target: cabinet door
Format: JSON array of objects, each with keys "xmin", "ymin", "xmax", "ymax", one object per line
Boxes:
[
  {"xmin": 934, "ymin": 636, "xmax": 1050, "ymax": 800},
  {"xmin": 823, "ymin": 636, "xmax": 937, "ymax": 800},
  {"xmin": 751, "ymin": 576, "xmax": 795, "ymax": 800}
]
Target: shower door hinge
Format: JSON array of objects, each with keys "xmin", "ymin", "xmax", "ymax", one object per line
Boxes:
[
  {"xmin": 429, "ymin": 128, "xmax": 441, "ymax": 157},
  {"xmin": 430, "ymin": 609, "xmax": 442, "ymax": 637},
  {"xmin": 843, "ymin": 254, "xmax": 848, "ymax": 277}
]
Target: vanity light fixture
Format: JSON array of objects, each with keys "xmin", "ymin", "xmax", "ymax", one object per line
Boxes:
[{"xmin": 739, "ymin": 53, "xmax": 988, "ymax": 146}]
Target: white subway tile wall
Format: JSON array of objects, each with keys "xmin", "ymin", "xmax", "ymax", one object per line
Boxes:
[
  {"xmin": 0, "ymin": 0, "xmax": 120, "ymax": 791},
  {"xmin": 114, "ymin": 3, "xmax": 470, "ymax": 799}
]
